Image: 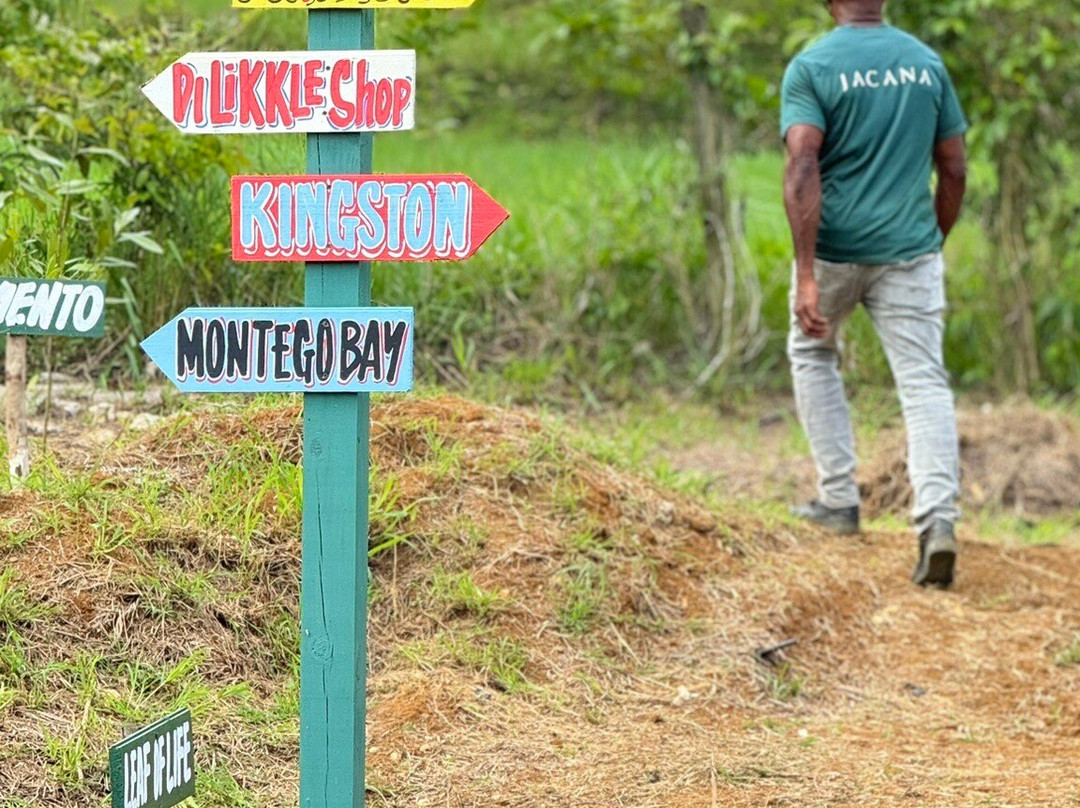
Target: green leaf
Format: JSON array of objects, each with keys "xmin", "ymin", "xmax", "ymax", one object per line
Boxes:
[
  {"xmin": 23, "ymin": 145, "xmax": 64, "ymax": 171},
  {"xmin": 113, "ymin": 207, "xmax": 141, "ymax": 235},
  {"xmin": 118, "ymin": 231, "xmax": 164, "ymax": 255},
  {"xmin": 55, "ymin": 179, "xmax": 99, "ymax": 196},
  {"xmin": 78, "ymin": 146, "xmax": 130, "ymax": 167}
]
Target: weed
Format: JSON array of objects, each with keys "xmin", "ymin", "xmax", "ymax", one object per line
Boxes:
[
  {"xmin": 1055, "ymin": 636, "xmax": 1080, "ymax": 667},
  {"xmin": 449, "ymin": 515, "xmax": 489, "ymax": 554},
  {"xmin": 550, "ymin": 473, "xmax": 590, "ymax": 516},
  {"xmin": 264, "ymin": 460, "xmax": 303, "ymax": 527},
  {"xmin": 500, "ymin": 357, "xmax": 563, "ymax": 400},
  {"xmin": 368, "ymin": 469, "xmax": 421, "ymax": 557},
  {"xmin": 43, "ymin": 728, "xmax": 90, "ymax": 788},
  {"xmin": 198, "ymin": 458, "xmax": 270, "ymax": 544},
  {"xmin": 418, "ymin": 420, "xmax": 464, "ymax": 480},
  {"xmin": 402, "ymin": 630, "xmax": 530, "ymax": 693},
  {"xmin": 564, "ymin": 524, "xmax": 613, "ymax": 558},
  {"xmin": 263, "ymin": 613, "xmax": 301, "ymax": 672},
  {"xmin": 557, "ymin": 560, "xmax": 609, "ymax": 634},
  {"xmin": 273, "ymin": 675, "xmax": 300, "ymax": 719},
  {"xmin": 194, "ymin": 766, "xmax": 257, "ymax": 808},
  {"xmin": 457, "ymin": 635, "xmax": 530, "ymax": 693},
  {"xmin": 973, "ymin": 513, "xmax": 1080, "ymax": 548},
  {"xmin": 0, "ymin": 569, "xmax": 57, "ymax": 631},
  {"xmin": 117, "ymin": 650, "xmax": 210, "ymax": 713},
  {"xmin": 88, "ymin": 498, "xmax": 135, "ymax": 557},
  {"xmin": 0, "ymin": 630, "xmax": 28, "ymax": 687},
  {"xmin": 125, "ymin": 568, "xmax": 219, "ymax": 618},
  {"xmin": 765, "ymin": 662, "xmax": 806, "ymax": 702},
  {"xmin": 0, "ymin": 517, "xmax": 36, "ymax": 551},
  {"xmin": 429, "ymin": 567, "xmax": 505, "ymax": 619}
]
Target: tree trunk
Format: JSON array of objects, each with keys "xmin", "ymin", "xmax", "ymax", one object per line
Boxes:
[
  {"xmin": 997, "ymin": 155, "xmax": 1040, "ymax": 391},
  {"xmin": 677, "ymin": 1, "xmax": 762, "ymax": 388},
  {"xmin": 5, "ymin": 335, "xmax": 30, "ymax": 479},
  {"xmin": 679, "ymin": 0, "xmax": 736, "ymax": 357}
]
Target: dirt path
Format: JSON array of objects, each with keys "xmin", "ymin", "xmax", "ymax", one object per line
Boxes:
[{"xmin": 367, "ymin": 524, "xmax": 1080, "ymax": 807}]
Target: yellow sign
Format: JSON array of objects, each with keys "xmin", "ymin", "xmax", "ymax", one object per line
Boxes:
[{"xmin": 233, "ymin": 0, "xmax": 475, "ymax": 7}]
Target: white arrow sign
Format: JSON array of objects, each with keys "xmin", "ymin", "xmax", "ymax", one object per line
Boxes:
[{"xmin": 141, "ymin": 50, "xmax": 416, "ymax": 135}]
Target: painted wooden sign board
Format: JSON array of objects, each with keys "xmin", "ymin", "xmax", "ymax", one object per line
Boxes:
[
  {"xmin": 0, "ymin": 278, "xmax": 106, "ymax": 337},
  {"xmin": 142, "ymin": 50, "xmax": 415, "ymax": 134},
  {"xmin": 109, "ymin": 708, "xmax": 195, "ymax": 808},
  {"xmin": 234, "ymin": 0, "xmax": 474, "ymax": 7},
  {"xmin": 141, "ymin": 307, "xmax": 414, "ymax": 393},
  {"xmin": 231, "ymin": 174, "xmax": 509, "ymax": 262}
]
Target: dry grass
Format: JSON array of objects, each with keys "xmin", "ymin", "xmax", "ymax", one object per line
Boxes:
[{"xmin": 2, "ymin": 395, "xmax": 1080, "ymax": 806}]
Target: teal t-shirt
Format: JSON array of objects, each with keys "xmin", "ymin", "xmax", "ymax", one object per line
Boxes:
[{"xmin": 780, "ymin": 24, "xmax": 968, "ymax": 264}]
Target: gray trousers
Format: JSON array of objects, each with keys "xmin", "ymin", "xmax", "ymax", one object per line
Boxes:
[{"xmin": 787, "ymin": 252, "xmax": 960, "ymax": 533}]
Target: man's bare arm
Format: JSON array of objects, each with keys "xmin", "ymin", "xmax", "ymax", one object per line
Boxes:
[
  {"xmin": 783, "ymin": 124, "xmax": 827, "ymax": 338},
  {"xmin": 933, "ymin": 135, "xmax": 967, "ymax": 241}
]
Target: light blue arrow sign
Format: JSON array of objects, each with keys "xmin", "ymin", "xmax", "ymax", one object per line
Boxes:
[{"xmin": 141, "ymin": 307, "xmax": 413, "ymax": 393}]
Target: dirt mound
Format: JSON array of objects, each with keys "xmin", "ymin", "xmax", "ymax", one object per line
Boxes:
[
  {"xmin": 862, "ymin": 403, "xmax": 1080, "ymax": 518},
  {"xmin": 4, "ymin": 395, "xmax": 1080, "ymax": 806}
]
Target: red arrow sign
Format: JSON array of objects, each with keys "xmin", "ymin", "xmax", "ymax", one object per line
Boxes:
[{"xmin": 231, "ymin": 175, "xmax": 509, "ymax": 263}]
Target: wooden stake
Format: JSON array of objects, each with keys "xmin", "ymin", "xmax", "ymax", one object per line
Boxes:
[{"xmin": 5, "ymin": 335, "xmax": 30, "ymax": 479}]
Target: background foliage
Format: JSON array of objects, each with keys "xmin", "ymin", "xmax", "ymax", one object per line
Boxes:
[{"xmin": 1, "ymin": 0, "xmax": 1078, "ymax": 399}]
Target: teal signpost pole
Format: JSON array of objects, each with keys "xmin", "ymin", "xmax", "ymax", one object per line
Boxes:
[{"xmin": 301, "ymin": 9, "xmax": 374, "ymax": 808}]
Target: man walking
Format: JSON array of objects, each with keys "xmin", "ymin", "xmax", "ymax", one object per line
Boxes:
[{"xmin": 781, "ymin": 0, "xmax": 968, "ymax": 586}]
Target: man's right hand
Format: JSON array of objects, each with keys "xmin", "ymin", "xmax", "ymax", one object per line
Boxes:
[{"xmin": 794, "ymin": 274, "xmax": 830, "ymax": 339}]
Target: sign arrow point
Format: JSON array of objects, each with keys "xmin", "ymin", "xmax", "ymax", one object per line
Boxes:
[{"xmin": 468, "ymin": 179, "xmax": 511, "ymax": 253}]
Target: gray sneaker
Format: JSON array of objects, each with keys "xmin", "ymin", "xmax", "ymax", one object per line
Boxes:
[
  {"xmin": 912, "ymin": 519, "xmax": 958, "ymax": 587},
  {"xmin": 789, "ymin": 500, "xmax": 860, "ymax": 534}
]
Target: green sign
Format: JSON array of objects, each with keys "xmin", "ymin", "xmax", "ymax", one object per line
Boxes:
[
  {"xmin": 109, "ymin": 708, "xmax": 195, "ymax": 808},
  {"xmin": 0, "ymin": 278, "xmax": 107, "ymax": 337}
]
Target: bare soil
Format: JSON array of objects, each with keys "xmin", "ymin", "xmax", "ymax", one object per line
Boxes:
[
  {"xmin": 669, "ymin": 399, "xmax": 1080, "ymax": 520},
  {"xmin": 3, "ymin": 394, "xmax": 1080, "ymax": 806}
]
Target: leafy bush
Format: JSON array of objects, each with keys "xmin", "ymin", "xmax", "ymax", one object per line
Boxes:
[{"xmin": 0, "ymin": 1, "xmax": 277, "ymax": 378}]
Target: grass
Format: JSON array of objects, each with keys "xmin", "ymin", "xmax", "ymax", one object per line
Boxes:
[
  {"xmin": 556, "ymin": 560, "xmax": 609, "ymax": 634},
  {"xmin": 1055, "ymin": 638, "xmax": 1080, "ymax": 667},
  {"xmin": 428, "ymin": 567, "xmax": 504, "ymax": 618},
  {"xmin": 401, "ymin": 629, "xmax": 531, "ymax": 693},
  {"xmin": 369, "ymin": 467, "xmax": 422, "ymax": 557},
  {"xmin": 764, "ymin": 662, "xmax": 806, "ymax": 702},
  {"xmin": 970, "ymin": 512, "xmax": 1080, "ymax": 548},
  {"xmin": 0, "ymin": 570, "xmax": 57, "ymax": 631},
  {"xmin": 102, "ymin": 0, "xmax": 223, "ymax": 14}
]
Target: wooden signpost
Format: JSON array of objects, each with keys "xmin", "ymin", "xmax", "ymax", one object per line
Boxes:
[
  {"xmin": 140, "ymin": 307, "xmax": 414, "ymax": 393},
  {"xmin": 1, "ymin": 277, "xmax": 107, "ymax": 479},
  {"xmin": 109, "ymin": 708, "xmax": 195, "ymax": 808},
  {"xmin": 141, "ymin": 50, "xmax": 416, "ymax": 135},
  {"xmin": 231, "ymin": 174, "xmax": 509, "ymax": 262},
  {"xmin": 233, "ymin": 0, "xmax": 475, "ymax": 8},
  {"xmin": 139, "ymin": 2, "xmax": 505, "ymax": 806}
]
